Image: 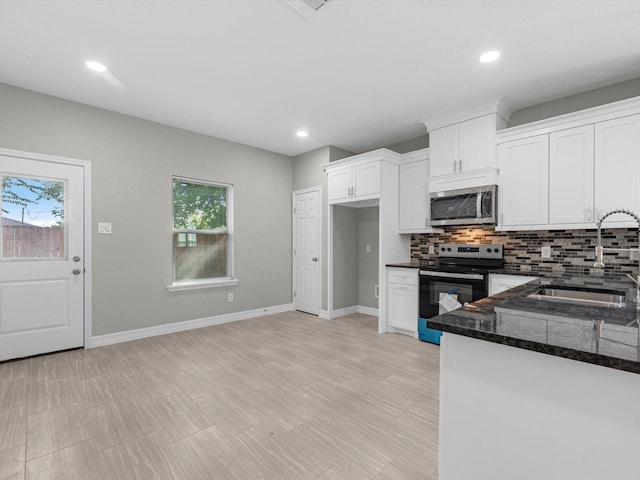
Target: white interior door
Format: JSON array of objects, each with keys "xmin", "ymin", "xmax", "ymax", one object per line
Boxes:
[
  {"xmin": 0, "ymin": 155, "xmax": 85, "ymax": 361},
  {"xmin": 293, "ymin": 188, "xmax": 320, "ymax": 315}
]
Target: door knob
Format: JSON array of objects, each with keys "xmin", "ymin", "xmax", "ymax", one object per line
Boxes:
[
  {"xmin": 73, "ymin": 256, "xmax": 81, "ymax": 262},
  {"xmin": 72, "ymin": 269, "xmax": 82, "ymax": 275},
  {"xmin": 312, "ymin": 257, "xmax": 318, "ymax": 262}
]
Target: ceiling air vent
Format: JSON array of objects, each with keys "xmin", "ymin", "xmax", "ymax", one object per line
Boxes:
[{"xmin": 282, "ymin": 0, "xmax": 330, "ymax": 18}]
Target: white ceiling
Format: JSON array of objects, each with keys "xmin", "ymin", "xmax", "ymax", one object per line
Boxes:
[{"xmin": 1, "ymin": 0, "xmax": 640, "ymax": 157}]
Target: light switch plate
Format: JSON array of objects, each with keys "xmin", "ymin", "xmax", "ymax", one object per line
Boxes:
[
  {"xmin": 541, "ymin": 246, "xmax": 551, "ymax": 259},
  {"xmin": 98, "ymin": 222, "xmax": 112, "ymax": 234}
]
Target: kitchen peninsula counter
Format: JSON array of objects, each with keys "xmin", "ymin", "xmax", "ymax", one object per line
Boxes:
[
  {"xmin": 427, "ymin": 273, "xmax": 640, "ymax": 373},
  {"xmin": 432, "ymin": 272, "xmax": 640, "ymax": 480}
]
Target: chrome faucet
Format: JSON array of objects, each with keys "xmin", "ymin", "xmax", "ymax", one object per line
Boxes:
[{"xmin": 593, "ymin": 209, "xmax": 640, "ymax": 298}]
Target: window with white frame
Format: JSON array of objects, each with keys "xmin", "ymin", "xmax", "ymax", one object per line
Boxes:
[{"xmin": 172, "ymin": 177, "xmax": 233, "ymax": 284}]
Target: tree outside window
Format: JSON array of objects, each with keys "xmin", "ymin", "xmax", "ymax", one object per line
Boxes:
[{"xmin": 172, "ymin": 178, "xmax": 233, "ymax": 283}]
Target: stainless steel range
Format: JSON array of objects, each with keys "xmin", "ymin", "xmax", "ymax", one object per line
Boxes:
[{"xmin": 418, "ymin": 243, "xmax": 504, "ymax": 343}]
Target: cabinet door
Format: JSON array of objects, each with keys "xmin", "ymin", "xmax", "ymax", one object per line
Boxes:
[
  {"xmin": 353, "ymin": 162, "xmax": 380, "ymax": 198},
  {"xmin": 387, "ymin": 283, "xmax": 418, "ymax": 332},
  {"xmin": 549, "ymin": 125, "xmax": 595, "ymax": 224},
  {"xmin": 327, "ymin": 167, "xmax": 353, "ymax": 203},
  {"xmin": 459, "ymin": 114, "xmax": 495, "ymax": 172},
  {"xmin": 429, "ymin": 124, "xmax": 458, "ymax": 177},
  {"xmin": 399, "ymin": 160, "xmax": 429, "ymax": 231},
  {"xmin": 498, "ymin": 135, "xmax": 549, "ymax": 226},
  {"xmin": 595, "ymin": 114, "xmax": 640, "ymax": 223}
]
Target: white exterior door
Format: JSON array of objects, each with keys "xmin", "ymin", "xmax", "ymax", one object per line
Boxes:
[
  {"xmin": 293, "ymin": 188, "xmax": 320, "ymax": 315},
  {"xmin": 0, "ymin": 154, "xmax": 85, "ymax": 361}
]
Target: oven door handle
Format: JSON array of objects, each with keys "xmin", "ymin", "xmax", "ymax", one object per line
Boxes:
[{"xmin": 419, "ymin": 270, "xmax": 484, "ymax": 281}]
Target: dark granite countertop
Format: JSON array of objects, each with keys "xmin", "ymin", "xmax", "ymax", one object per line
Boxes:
[{"xmin": 427, "ymin": 274, "xmax": 640, "ymax": 374}]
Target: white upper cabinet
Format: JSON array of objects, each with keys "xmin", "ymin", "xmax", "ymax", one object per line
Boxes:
[
  {"xmin": 430, "ymin": 115, "xmax": 496, "ymax": 176},
  {"xmin": 327, "ymin": 167, "xmax": 354, "ymax": 203},
  {"xmin": 549, "ymin": 125, "xmax": 595, "ymax": 225},
  {"xmin": 398, "ymin": 149, "xmax": 431, "ymax": 233},
  {"xmin": 429, "ymin": 123, "xmax": 459, "ymax": 177},
  {"xmin": 498, "ymin": 135, "xmax": 549, "ymax": 227},
  {"xmin": 594, "ymin": 113, "xmax": 640, "ymax": 224},
  {"xmin": 424, "ymin": 99, "xmax": 513, "ymax": 191},
  {"xmin": 326, "ymin": 158, "xmax": 381, "ymax": 204},
  {"xmin": 496, "ymin": 96, "xmax": 640, "ymax": 231}
]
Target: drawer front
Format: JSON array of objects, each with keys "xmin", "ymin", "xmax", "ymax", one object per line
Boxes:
[{"xmin": 387, "ymin": 268, "xmax": 418, "ymax": 286}]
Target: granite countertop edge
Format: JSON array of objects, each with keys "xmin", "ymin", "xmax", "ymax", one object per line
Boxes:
[{"xmin": 426, "ymin": 274, "xmax": 640, "ymax": 375}]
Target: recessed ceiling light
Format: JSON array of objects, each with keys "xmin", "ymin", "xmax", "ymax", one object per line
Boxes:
[
  {"xmin": 296, "ymin": 130, "xmax": 309, "ymax": 138},
  {"xmin": 85, "ymin": 60, "xmax": 107, "ymax": 72},
  {"xmin": 479, "ymin": 51, "xmax": 500, "ymax": 63}
]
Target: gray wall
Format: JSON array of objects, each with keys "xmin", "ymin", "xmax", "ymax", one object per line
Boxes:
[
  {"xmin": 509, "ymin": 77, "xmax": 640, "ymax": 127},
  {"xmin": 357, "ymin": 206, "xmax": 379, "ymax": 309},
  {"xmin": 332, "ymin": 205, "xmax": 358, "ymax": 310},
  {"xmin": 384, "ymin": 135, "xmax": 429, "ymax": 153},
  {"xmin": 0, "ymin": 83, "xmax": 293, "ymax": 336}
]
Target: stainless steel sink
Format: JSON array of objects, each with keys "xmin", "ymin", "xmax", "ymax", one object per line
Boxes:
[{"xmin": 527, "ymin": 287, "xmax": 626, "ymax": 308}]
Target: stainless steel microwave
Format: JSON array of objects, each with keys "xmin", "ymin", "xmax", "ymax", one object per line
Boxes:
[{"xmin": 429, "ymin": 185, "xmax": 497, "ymax": 226}]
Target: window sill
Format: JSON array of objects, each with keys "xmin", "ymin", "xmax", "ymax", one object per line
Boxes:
[{"xmin": 167, "ymin": 278, "xmax": 240, "ymax": 292}]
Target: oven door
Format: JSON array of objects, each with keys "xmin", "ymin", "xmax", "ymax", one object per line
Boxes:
[{"xmin": 419, "ymin": 270, "xmax": 488, "ymax": 319}]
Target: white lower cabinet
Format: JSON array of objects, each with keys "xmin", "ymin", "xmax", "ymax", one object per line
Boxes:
[
  {"xmin": 387, "ymin": 267, "xmax": 418, "ymax": 334},
  {"xmin": 488, "ymin": 274, "xmax": 538, "ymax": 296}
]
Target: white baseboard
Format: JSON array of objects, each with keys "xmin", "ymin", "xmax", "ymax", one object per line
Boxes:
[
  {"xmin": 357, "ymin": 305, "xmax": 379, "ymax": 317},
  {"xmin": 329, "ymin": 305, "xmax": 379, "ymax": 319},
  {"xmin": 319, "ymin": 309, "xmax": 330, "ymax": 319},
  {"xmin": 89, "ymin": 303, "xmax": 294, "ymax": 348}
]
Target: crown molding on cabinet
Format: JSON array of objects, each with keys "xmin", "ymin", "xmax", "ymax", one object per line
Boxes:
[
  {"xmin": 422, "ymin": 97, "xmax": 514, "ymax": 132},
  {"xmin": 322, "ymin": 147, "xmax": 402, "ymax": 171},
  {"xmin": 496, "ymin": 95, "xmax": 640, "ymax": 144}
]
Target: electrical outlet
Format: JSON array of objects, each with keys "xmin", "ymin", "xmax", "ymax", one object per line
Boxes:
[
  {"xmin": 365, "ymin": 244, "xmax": 371, "ymax": 253},
  {"xmin": 227, "ymin": 293, "xmax": 234, "ymax": 302},
  {"xmin": 374, "ymin": 285, "xmax": 379, "ymax": 298},
  {"xmin": 98, "ymin": 222, "xmax": 112, "ymax": 234},
  {"xmin": 631, "ymin": 250, "xmax": 640, "ymax": 261},
  {"xmin": 541, "ymin": 246, "xmax": 551, "ymax": 259},
  {"xmin": 428, "ymin": 245, "xmax": 435, "ymax": 254}
]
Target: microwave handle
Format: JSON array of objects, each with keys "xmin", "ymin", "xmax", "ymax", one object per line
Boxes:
[{"xmin": 476, "ymin": 192, "xmax": 482, "ymax": 219}]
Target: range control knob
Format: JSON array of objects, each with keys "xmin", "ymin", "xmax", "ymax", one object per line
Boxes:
[
  {"xmin": 494, "ymin": 248, "xmax": 500, "ymax": 253},
  {"xmin": 487, "ymin": 248, "xmax": 492, "ymax": 253}
]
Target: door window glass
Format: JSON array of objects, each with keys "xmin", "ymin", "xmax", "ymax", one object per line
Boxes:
[{"xmin": 1, "ymin": 176, "xmax": 65, "ymax": 259}]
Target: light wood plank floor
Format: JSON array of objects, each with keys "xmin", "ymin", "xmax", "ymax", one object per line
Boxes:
[{"xmin": 0, "ymin": 312, "xmax": 440, "ymax": 479}]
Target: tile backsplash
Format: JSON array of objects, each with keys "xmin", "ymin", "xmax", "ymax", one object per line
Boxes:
[{"xmin": 412, "ymin": 227, "xmax": 639, "ymax": 278}]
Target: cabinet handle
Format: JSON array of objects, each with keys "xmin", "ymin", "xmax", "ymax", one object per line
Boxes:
[
  {"xmin": 459, "ymin": 159, "xmax": 462, "ymax": 172},
  {"xmin": 453, "ymin": 160, "xmax": 457, "ymax": 173},
  {"xmin": 352, "ymin": 187, "xmax": 355, "ymax": 197}
]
